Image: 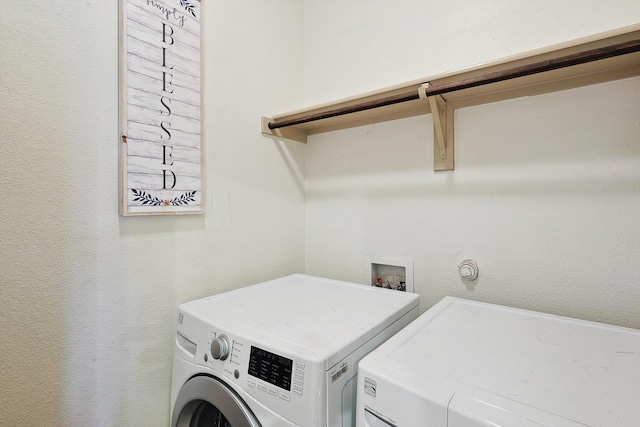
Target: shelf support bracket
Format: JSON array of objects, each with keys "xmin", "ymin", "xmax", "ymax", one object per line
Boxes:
[
  {"xmin": 420, "ymin": 83, "xmax": 454, "ymax": 171},
  {"xmin": 261, "ymin": 116, "xmax": 308, "ymax": 144}
]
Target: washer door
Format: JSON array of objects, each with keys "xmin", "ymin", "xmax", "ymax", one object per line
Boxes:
[{"xmin": 172, "ymin": 375, "xmax": 261, "ymax": 427}]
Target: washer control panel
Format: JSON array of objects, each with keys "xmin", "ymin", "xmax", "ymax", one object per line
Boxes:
[
  {"xmin": 205, "ymin": 330, "xmax": 303, "ymax": 405},
  {"xmin": 248, "ymin": 346, "xmax": 292, "ymax": 390},
  {"xmin": 246, "ymin": 345, "xmax": 304, "ymax": 403}
]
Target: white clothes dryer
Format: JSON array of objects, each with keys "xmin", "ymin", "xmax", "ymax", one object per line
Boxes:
[
  {"xmin": 356, "ymin": 296, "xmax": 640, "ymax": 427},
  {"xmin": 170, "ymin": 274, "xmax": 420, "ymax": 427}
]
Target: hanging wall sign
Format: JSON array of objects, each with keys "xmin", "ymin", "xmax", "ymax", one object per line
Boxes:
[{"xmin": 119, "ymin": 0, "xmax": 203, "ymax": 215}]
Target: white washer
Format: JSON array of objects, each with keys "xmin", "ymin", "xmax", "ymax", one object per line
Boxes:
[
  {"xmin": 357, "ymin": 296, "xmax": 640, "ymax": 427},
  {"xmin": 171, "ymin": 274, "xmax": 420, "ymax": 427}
]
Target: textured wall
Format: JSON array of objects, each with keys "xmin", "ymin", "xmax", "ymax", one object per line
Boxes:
[
  {"xmin": 304, "ymin": 1, "xmax": 640, "ymax": 328},
  {"xmin": 0, "ymin": 1, "xmax": 305, "ymax": 425},
  {"xmin": 1, "ymin": 1, "xmax": 639, "ymax": 426}
]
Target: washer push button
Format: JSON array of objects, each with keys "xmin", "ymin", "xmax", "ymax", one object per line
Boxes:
[
  {"xmin": 279, "ymin": 391, "xmax": 291, "ymax": 402},
  {"xmin": 293, "ymin": 361, "xmax": 305, "ymax": 396}
]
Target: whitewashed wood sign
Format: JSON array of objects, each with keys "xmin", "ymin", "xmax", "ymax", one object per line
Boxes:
[{"xmin": 119, "ymin": 0, "xmax": 203, "ymax": 215}]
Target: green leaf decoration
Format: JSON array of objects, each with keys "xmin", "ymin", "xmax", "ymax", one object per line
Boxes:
[
  {"xmin": 180, "ymin": 0, "xmax": 197, "ymax": 18},
  {"xmin": 131, "ymin": 189, "xmax": 197, "ymax": 207}
]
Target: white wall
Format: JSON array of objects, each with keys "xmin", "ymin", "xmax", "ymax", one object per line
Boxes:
[
  {"xmin": 304, "ymin": 1, "xmax": 640, "ymax": 328},
  {"xmin": 0, "ymin": 1, "xmax": 304, "ymax": 425},
  {"xmin": 1, "ymin": 1, "xmax": 639, "ymax": 425}
]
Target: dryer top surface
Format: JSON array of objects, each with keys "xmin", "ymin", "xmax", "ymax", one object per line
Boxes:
[{"xmin": 361, "ymin": 297, "xmax": 640, "ymax": 426}]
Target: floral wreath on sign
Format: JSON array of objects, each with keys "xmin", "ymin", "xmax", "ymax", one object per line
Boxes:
[{"xmin": 131, "ymin": 189, "xmax": 197, "ymax": 206}]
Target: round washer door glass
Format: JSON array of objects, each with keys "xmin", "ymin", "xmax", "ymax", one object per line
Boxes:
[{"xmin": 172, "ymin": 375, "xmax": 261, "ymax": 427}]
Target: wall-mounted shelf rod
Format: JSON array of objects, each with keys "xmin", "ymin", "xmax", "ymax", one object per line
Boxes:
[{"xmin": 267, "ymin": 39, "xmax": 640, "ymax": 131}]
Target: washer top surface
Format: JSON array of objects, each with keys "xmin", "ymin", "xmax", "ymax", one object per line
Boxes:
[
  {"xmin": 180, "ymin": 274, "xmax": 419, "ymax": 364},
  {"xmin": 365, "ymin": 297, "xmax": 640, "ymax": 426}
]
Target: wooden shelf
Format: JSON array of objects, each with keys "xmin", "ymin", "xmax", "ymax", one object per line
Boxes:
[{"xmin": 262, "ymin": 24, "xmax": 640, "ymax": 171}]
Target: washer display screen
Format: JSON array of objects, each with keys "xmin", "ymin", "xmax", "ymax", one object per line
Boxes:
[{"xmin": 248, "ymin": 346, "xmax": 293, "ymax": 391}]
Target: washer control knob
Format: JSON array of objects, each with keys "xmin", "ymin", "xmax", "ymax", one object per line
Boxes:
[{"xmin": 211, "ymin": 335, "xmax": 230, "ymax": 360}]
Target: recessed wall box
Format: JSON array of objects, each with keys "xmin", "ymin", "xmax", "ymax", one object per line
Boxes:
[{"xmin": 365, "ymin": 256, "xmax": 414, "ymax": 293}]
